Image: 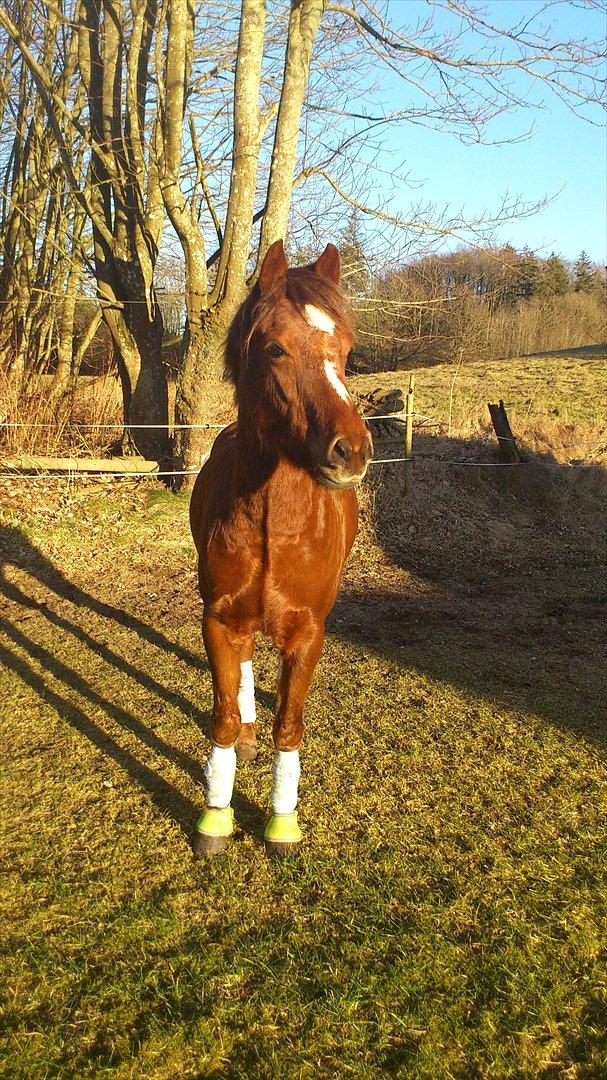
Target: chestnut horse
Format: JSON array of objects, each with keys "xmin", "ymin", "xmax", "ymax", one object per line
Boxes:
[{"xmin": 190, "ymin": 240, "xmax": 372, "ymax": 856}]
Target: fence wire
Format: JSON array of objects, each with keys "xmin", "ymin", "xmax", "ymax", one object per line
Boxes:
[
  {"xmin": 0, "ymin": 414, "xmax": 593, "ymax": 480},
  {"xmin": 0, "ymin": 458, "xmax": 584, "ymax": 480},
  {"xmin": 0, "ymin": 413, "xmax": 427, "ymax": 430}
]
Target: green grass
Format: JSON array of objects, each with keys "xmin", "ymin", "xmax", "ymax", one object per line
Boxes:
[
  {"xmin": 351, "ymin": 346, "xmax": 607, "ymax": 431},
  {"xmin": 1, "ymin": 371, "xmax": 606, "ymax": 1077}
]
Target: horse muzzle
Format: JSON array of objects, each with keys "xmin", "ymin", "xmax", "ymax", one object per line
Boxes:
[{"xmin": 317, "ymin": 431, "xmax": 373, "ymax": 489}]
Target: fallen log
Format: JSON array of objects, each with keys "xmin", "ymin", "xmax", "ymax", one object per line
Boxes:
[
  {"xmin": 0, "ymin": 455, "xmax": 160, "ymax": 474},
  {"xmin": 356, "ymin": 387, "xmax": 406, "ymax": 437}
]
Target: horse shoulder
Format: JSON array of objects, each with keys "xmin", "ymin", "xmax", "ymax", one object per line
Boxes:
[{"xmin": 189, "ymin": 426, "xmax": 237, "ymax": 554}]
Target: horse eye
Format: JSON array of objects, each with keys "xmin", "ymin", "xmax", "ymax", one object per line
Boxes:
[{"xmin": 267, "ymin": 342, "xmax": 286, "ymax": 358}]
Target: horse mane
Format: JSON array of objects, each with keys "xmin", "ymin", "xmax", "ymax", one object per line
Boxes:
[{"xmin": 225, "ymin": 267, "xmax": 355, "ymax": 388}]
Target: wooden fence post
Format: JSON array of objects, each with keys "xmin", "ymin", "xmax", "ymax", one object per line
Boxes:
[
  {"xmin": 487, "ymin": 400, "xmax": 521, "ymax": 463},
  {"xmin": 403, "ymin": 373, "xmax": 415, "ymax": 496}
]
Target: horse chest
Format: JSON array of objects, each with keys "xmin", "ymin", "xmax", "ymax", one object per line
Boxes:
[
  {"xmin": 205, "ymin": 483, "xmax": 351, "ymax": 634},
  {"xmin": 261, "ymin": 484, "xmax": 351, "ymax": 625}
]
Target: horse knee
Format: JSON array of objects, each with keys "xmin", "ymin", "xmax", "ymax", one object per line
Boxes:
[
  {"xmin": 273, "ymin": 714, "xmax": 303, "ymax": 752},
  {"xmin": 210, "ymin": 708, "xmax": 241, "ymax": 748}
]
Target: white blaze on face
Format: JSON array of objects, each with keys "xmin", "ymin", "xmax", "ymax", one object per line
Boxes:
[
  {"xmin": 303, "ymin": 303, "xmax": 349, "ymax": 403},
  {"xmin": 304, "ymin": 304, "xmax": 335, "ymax": 335},
  {"xmin": 324, "ymin": 359, "xmax": 350, "ymax": 403}
]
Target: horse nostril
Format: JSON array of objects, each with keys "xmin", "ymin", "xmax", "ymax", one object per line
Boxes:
[{"xmin": 329, "ymin": 437, "xmax": 353, "ymax": 467}]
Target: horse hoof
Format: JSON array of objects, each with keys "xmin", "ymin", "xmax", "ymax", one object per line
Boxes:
[
  {"xmin": 193, "ymin": 806, "xmax": 234, "ymax": 858},
  {"xmin": 264, "ymin": 838, "xmax": 302, "ymax": 860},
  {"xmin": 264, "ymin": 812, "xmax": 302, "ymax": 859},
  {"xmin": 193, "ymin": 831, "xmax": 231, "ymax": 857},
  {"xmin": 235, "ymin": 743, "xmax": 259, "ymax": 764}
]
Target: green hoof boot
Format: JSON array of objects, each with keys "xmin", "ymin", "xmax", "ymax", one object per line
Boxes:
[
  {"xmin": 193, "ymin": 807, "xmax": 234, "ymax": 857},
  {"xmin": 264, "ymin": 812, "xmax": 302, "ymax": 859}
]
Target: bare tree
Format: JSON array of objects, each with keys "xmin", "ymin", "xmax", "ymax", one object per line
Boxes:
[
  {"xmin": 0, "ymin": 4, "xmax": 76, "ymax": 381},
  {"xmin": 156, "ymin": 0, "xmax": 327, "ymax": 474},
  {"xmin": 0, "ymin": 0, "xmax": 170, "ymax": 459},
  {"xmin": 0, "ymin": 0, "xmax": 604, "ymax": 477},
  {"xmin": 168, "ymin": 0, "xmax": 605, "ymax": 475}
]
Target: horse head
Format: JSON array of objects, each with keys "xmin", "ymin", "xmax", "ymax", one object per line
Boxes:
[{"xmin": 226, "ymin": 240, "xmax": 373, "ymax": 488}]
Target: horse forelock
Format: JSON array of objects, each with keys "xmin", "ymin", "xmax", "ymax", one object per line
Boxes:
[
  {"xmin": 284, "ymin": 270, "xmax": 354, "ymax": 340},
  {"xmin": 224, "ymin": 269, "xmax": 354, "ymax": 388}
]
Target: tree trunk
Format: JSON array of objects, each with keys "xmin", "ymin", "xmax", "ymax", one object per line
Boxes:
[
  {"xmin": 255, "ymin": 0, "xmax": 323, "ymax": 270},
  {"xmin": 164, "ymin": 0, "xmax": 266, "ymax": 485},
  {"xmin": 49, "ymin": 201, "xmax": 87, "ymax": 400},
  {"xmin": 71, "ymin": 308, "xmax": 102, "ymax": 375},
  {"xmin": 173, "ymin": 310, "xmax": 234, "ymax": 481},
  {"xmin": 102, "ymin": 299, "xmax": 170, "ymax": 461}
]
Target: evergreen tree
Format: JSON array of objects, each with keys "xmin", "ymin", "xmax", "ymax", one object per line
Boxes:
[
  {"xmin": 538, "ymin": 253, "xmax": 570, "ymax": 296},
  {"xmin": 514, "ymin": 248, "xmax": 541, "ymax": 300},
  {"xmin": 498, "ymin": 245, "xmax": 535, "ymax": 305},
  {"xmin": 574, "ymin": 251, "xmax": 599, "ymax": 293},
  {"xmin": 340, "ymin": 211, "xmax": 370, "ymax": 297},
  {"xmin": 498, "ymin": 244, "xmax": 518, "ymax": 305}
]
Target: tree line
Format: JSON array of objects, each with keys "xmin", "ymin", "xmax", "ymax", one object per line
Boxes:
[{"xmin": 340, "ymin": 230, "xmax": 606, "ymax": 370}]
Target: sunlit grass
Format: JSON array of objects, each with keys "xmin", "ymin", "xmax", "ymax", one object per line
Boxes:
[
  {"xmin": 352, "ymin": 346, "xmax": 606, "ymax": 440},
  {"xmin": 1, "ymin": 450, "xmax": 605, "ymax": 1077}
]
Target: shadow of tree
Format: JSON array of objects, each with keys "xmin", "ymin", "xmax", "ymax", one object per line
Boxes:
[
  {"xmin": 0, "ymin": 523, "xmax": 268, "ymax": 844},
  {"xmin": 1, "ymin": 639, "xmax": 201, "ymax": 835}
]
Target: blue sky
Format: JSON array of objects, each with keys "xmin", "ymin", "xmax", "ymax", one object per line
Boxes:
[{"xmin": 358, "ymin": 0, "xmax": 606, "ymax": 263}]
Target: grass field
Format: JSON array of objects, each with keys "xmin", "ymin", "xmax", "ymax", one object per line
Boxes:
[
  {"xmin": 0, "ymin": 351, "xmax": 605, "ymax": 1078},
  {"xmin": 351, "ymin": 345, "xmax": 607, "ymax": 464}
]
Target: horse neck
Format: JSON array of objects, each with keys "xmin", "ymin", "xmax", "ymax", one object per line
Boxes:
[
  {"xmin": 233, "ymin": 397, "xmax": 316, "ymax": 513},
  {"xmin": 232, "ymin": 402, "xmax": 281, "ymax": 498}
]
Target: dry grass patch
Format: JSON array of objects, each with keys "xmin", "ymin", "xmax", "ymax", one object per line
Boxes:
[
  {"xmin": 0, "ymin": 372, "xmax": 123, "ymax": 458},
  {"xmin": 351, "ymin": 347, "xmax": 607, "ymax": 473}
]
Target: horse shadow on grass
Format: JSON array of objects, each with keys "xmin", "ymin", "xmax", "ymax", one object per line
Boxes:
[
  {"xmin": 0, "ymin": 523, "xmax": 270, "ymax": 845},
  {"xmin": 330, "ymin": 431, "xmax": 606, "ymax": 752}
]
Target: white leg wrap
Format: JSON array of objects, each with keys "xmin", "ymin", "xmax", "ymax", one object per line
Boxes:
[
  {"xmin": 237, "ymin": 659, "xmax": 256, "ymax": 724},
  {"xmin": 204, "ymin": 745, "xmax": 236, "ymax": 808},
  {"xmin": 271, "ymin": 749, "xmax": 300, "ymax": 815}
]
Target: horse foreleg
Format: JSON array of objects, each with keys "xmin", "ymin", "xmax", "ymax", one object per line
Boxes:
[
  {"xmin": 194, "ymin": 614, "xmax": 243, "ymax": 856},
  {"xmin": 265, "ymin": 623, "xmax": 324, "ymax": 857},
  {"xmin": 235, "ymin": 640, "xmax": 258, "ymax": 763}
]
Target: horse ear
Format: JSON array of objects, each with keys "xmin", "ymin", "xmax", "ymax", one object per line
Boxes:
[
  {"xmin": 312, "ymin": 244, "xmax": 340, "ymax": 285},
  {"xmin": 258, "ymin": 239, "xmax": 288, "ymax": 293}
]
